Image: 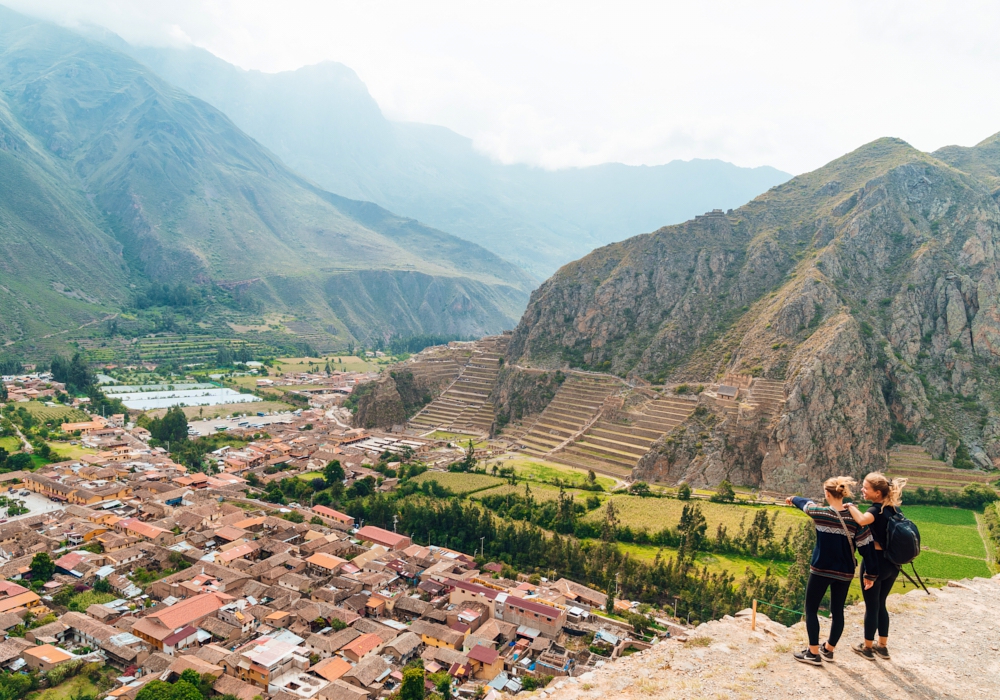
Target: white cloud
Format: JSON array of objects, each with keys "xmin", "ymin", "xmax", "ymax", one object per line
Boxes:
[{"xmin": 7, "ymin": 0, "xmax": 1000, "ymax": 174}]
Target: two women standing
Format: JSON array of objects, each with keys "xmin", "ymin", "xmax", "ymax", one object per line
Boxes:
[{"xmin": 785, "ymin": 472, "xmax": 907, "ymax": 665}]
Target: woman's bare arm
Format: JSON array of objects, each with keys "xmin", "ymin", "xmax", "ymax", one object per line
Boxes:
[{"xmin": 847, "ymin": 502, "xmax": 874, "ymax": 526}]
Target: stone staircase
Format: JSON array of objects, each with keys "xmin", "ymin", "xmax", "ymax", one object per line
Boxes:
[
  {"xmin": 886, "ymin": 445, "xmax": 995, "ymax": 492},
  {"xmin": 550, "ymin": 393, "xmax": 698, "ymax": 478},
  {"xmin": 516, "ymin": 375, "xmax": 623, "ymax": 461},
  {"xmin": 746, "ymin": 378, "xmax": 786, "ymax": 416},
  {"xmin": 407, "ymin": 335, "xmax": 509, "ymax": 436}
]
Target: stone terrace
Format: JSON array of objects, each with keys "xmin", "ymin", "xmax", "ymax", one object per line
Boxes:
[
  {"xmin": 515, "ymin": 374, "xmax": 622, "ymax": 463},
  {"xmin": 886, "ymin": 445, "xmax": 994, "ymax": 492},
  {"xmin": 407, "ymin": 335, "xmax": 509, "ymax": 436},
  {"xmin": 551, "ymin": 393, "xmax": 698, "ymax": 478}
]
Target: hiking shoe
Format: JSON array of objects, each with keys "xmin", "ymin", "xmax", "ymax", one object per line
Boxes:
[
  {"xmin": 819, "ymin": 644, "xmax": 835, "ymax": 662},
  {"xmin": 872, "ymin": 645, "xmax": 890, "ymax": 660},
  {"xmin": 852, "ymin": 643, "xmax": 875, "ymax": 661},
  {"xmin": 794, "ymin": 648, "xmax": 822, "ymax": 666}
]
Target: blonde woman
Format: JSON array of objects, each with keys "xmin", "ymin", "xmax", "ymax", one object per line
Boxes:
[
  {"xmin": 786, "ymin": 477, "xmax": 878, "ymax": 665},
  {"xmin": 846, "ymin": 472, "xmax": 906, "ymax": 660}
]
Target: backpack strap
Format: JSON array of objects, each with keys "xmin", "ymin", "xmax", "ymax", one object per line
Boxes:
[
  {"xmin": 899, "ymin": 564, "xmax": 930, "ymax": 595},
  {"xmin": 830, "ymin": 507, "xmax": 856, "ymax": 556}
]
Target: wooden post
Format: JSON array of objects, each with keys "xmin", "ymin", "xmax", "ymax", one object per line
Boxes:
[{"xmin": 751, "ymin": 599, "xmax": 757, "ymax": 631}]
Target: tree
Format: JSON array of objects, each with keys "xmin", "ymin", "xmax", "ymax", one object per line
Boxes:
[
  {"xmin": 710, "ymin": 479, "xmax": 736, "ymax": 503},
  {"xmin": 677, "ymin": 503, "xmax": 707, "ymax": 559},
  {"xmin": 677, "ymin": 482, "xmax": 692, "ymax": 500},
  {"xmin": 401, "ymin": 666, "xmax": 425, "ymax": 700},
  {"xmin": 93, "ymin": 577, "xmax": 112, "ymax": 593},
  {"xmin": 149, "ymin": 406, "xmax": 188, "ymax": 445},
  {"xmin": 430, "ymin": 672, "xmax": 452, "ymax": 700},
  {"xmin": 30, "ymin": 552, "xmax": 54, "ymax": 582},
  {"xmin": 323, "ymin": 460, "xmax": 346, "ymax": 487},
  {"xmin": 601, "ymin": 498, "xmax": 619, "ymax": 542},
  {"xmin": 50, "ymin": 352, "xmax": 94, "ymax": 394},
  {"xmin": 628, "ymin": 481, "xmax": 651, "ymax": 497},
  {"xmin": 605, "ymin": 582, "xmax": 615, "ymax": 615}
]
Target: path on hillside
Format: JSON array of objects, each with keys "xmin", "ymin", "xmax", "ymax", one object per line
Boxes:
[
  {"xmin": 539, "ymin": 577, "xmax": 999, "ymax": 699},
  {"xmin": 40, "ymin": 312, "xmax": 118, "ymax": 339}
]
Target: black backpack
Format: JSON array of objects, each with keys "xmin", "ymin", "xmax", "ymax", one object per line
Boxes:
[{"xmin": 884, "ymin": 507, "xmax": 928, "ymax": 593}]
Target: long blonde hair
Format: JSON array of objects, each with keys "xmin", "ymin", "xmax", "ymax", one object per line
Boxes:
[
  {"xmin": 823, "ymin": 476, "xmax": 856, "ymax": 500},
  {"xmin": 865, "ymin": 472, "xmax": 906, "ymax": 507}
]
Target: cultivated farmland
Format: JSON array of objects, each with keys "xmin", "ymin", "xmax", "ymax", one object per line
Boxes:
[
  {"xmin": 902, "ymin": 505, "xmax": 992, "ymax": 580},
  {"xmin": 410, "ymin": 472, "xmax": 505, "ymax": 495},
  {"xmin": 21, "ymin": 404, "xmax": 89, "ymax": 423},
  {"xmin": 580, "ymin": 494, "xmax": 809, "ymax": 535}
]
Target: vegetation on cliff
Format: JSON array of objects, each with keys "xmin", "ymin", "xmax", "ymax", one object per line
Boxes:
[{"xmin": 507, "ymin": 135, "xmax": 1000, "ymax": 487}]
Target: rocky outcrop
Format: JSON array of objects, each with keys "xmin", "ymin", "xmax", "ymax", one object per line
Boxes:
[
  {"xmin": 540, "ymin": 577, "xmax": 1000, "ymax": 700},
  {"xmin": 510, "ymin": 136, "xmax": 1000, "ymax": 488},
  {"xmin": 489, "ymin": 366, "xmax": 566, "ymax": 431},
  {"xmin": 352, "ymin": 370, "xmax": 431, "ymax": 429}
]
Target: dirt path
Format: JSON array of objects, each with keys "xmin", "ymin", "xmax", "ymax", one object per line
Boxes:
[{"xmin": 537, "ymin": 576, "xmax": 999, "ymax": 699}]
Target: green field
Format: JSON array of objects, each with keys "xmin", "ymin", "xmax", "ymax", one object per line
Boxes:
[
  {"xmin": 503, "ymin": 456, "xmax": 618, "ymax": 491},
  {"xmin": 473, "ymin": 482, "xmax": 589, "ymax": 502},
  {"xmin": 299, "ymin": 471, "xmax": 325, "ymax": 481},
  {"xmin": 411, "ymin": 472, "xmax": 505, "ymax": 495},
  {"xmin": 425, "ymin": 430, "xmax": 483, "ymax": 443},
  {"xmin": 615, "ymin": 542, "xmax": 792, "ymax": 579},
  {"xmin": 903, "ymin": 505, "xmax": 991, "ymax": 580},
  {"xmin": 580, "ymin": 494, "xmax": 809, "ymax": 535},
  {"xmin": 0, "ymin": 437, "xmax": 21, "ymax": 453},
  {"xmin": 47, "ymin": 441, "xmax": 98, "ymax": 460},
  {"xmin": 20, "ymin": 403, "xmax": 89, "ymax": 423},
  {"xmin": 26, "ymin": 674, "xmax": 98, "ymax": 700}
]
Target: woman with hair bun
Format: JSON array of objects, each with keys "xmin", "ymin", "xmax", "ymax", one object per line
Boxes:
[
  {"xmin": 785, "ymin": 476, "xmax": 878, "ymax": 666},
  {"xmin": 846, "ymin": 472, "xmax": 907, "ymax": 660}
]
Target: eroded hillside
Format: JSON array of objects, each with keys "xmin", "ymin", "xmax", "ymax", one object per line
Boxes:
[{"xmin": 505, "ymin": 136, "xmax": 1000, "ymax": 487}]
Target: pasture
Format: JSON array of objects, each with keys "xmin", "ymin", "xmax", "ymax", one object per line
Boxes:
[
  {"xmin": 0, "ymin": 437, "xmax": 21, "ymax": 453},
  {"xmin": 20, "ymin": 403, "xmax": 89, "ymax": 423},
  {"xmin": 473, "ymin": 482, "xmax": 589, "ymax": 502},
  {"xmin": 501, "ymin": 456, "xmax": 618, "ymax": 491},
  {"xmin": 411, "ymin": 471, "xmax": 505, "ymax": 495},
  {"xmin": 580, "ymin": 494, "xmax": 809, "ymax": 535},
  {"xmin": 903, "ymin": 505, "xmax": 991, "ymax": 580}
]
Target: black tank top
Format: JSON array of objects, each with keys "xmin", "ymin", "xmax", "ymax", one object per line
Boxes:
[{"xmin": 866, "ymin": 504, "xmax": 897, "ymax": 549}]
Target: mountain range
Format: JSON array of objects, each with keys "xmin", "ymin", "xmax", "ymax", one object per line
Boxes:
[
  {"xmin": 105, "ymin": 38, "xmax": 790, "ymax": 278},
  {"xmin": 505, "ymin": 134, "xmax": 1000, "ymax": 487},
  {"xmin": 0, "ymin": 6, "xmax": 534, "ymax": 355}
]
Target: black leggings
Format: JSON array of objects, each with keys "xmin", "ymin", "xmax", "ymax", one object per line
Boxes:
[
  {"xmin": 862, "ymin": 550, "xmax": 899, "ymax": 641},
  {"xmin": 804, "ymin": 573, "xmax": 851, "ymax": 647}
]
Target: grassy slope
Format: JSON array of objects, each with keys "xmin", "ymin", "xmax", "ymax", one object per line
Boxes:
[{"xmin": 0, "ymin": 7, "xmax": 534, "ymax": 354}]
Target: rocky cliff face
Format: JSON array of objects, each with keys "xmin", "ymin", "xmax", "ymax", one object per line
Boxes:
[
  {"xmin": 509, "ymin": 136, "xmax": 1000, "ymax": 488},
  {"xmin": 352, "ymin": 370, "xmax": 432, "ymax": 429}
]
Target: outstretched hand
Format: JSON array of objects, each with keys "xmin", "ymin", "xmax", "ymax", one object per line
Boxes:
[
  {"xmin": 785, "ymin": 496, "xmax": 794, "ymax": 506},
  {"xmin": 863, "ymin": 578, "xmax": 875, "ymax": 590}
]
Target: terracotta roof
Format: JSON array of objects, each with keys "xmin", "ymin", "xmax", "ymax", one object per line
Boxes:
[
  {"xmin": 312, "ymin": 656, "xmax": 352, "ymax": 682},
  {"xmin": 144, "ymin": 592, "xmax": 227, "ymax": 630},
  {"xmin": 355, "ymin": 525, "xmax": 408, "ymax": 548},
  {"xmin": 341, "ymin": 632, "xmax": 382, "ymax": 658},
  {"xmin": 306, "ymin": 552, "xmax": 347, "ymax": 571}
]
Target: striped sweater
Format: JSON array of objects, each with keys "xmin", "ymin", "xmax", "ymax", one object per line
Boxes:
[{"xmin": 792, "ymin": 497, "xmax": 879, "ymax": 583}]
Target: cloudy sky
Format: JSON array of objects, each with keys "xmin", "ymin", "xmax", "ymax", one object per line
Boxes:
[{"xmin": 9, "ymin": 0, "xmax": 1000, "ymax": 174}]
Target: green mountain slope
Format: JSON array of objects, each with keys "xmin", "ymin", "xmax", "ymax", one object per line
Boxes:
[
  {"xmin": 114, "ymin": 41, "xmax": 790, "ymax": 278},
  {"xmin": 0, "ymin": 7, "xmax": 533, "ymax": 354},
  {"xmin": 506, "ymin": 135, "xmax": 1000, "ymax": 489}
]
